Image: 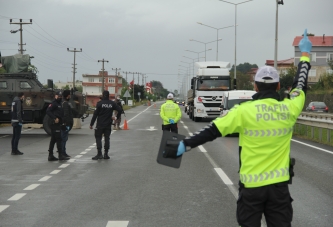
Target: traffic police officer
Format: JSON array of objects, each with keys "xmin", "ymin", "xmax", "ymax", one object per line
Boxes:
[
  {"xmin": 175, "ymin": 30, "xmax": 312, "ymax": 227},
  {"xmin": 160, "ymin": 93, "xmax": 181, "ymax": 133},
  {"xmin": 89, "ymin": 90, "xmax": 122, "ymax": 160},
  {"xmin": 46, "ymin": 91, "xmax": 70, "ymax": 161}
]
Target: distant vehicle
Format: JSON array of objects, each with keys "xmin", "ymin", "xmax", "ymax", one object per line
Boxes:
[
  {"xmin": 175, "ymin": 99, "xmax": 185, "ymax": 106},
  {"xmin": 220, "ymin": 90, "xmax": 256, "ymax": 116},
  {"xmin": 0, "ymin": 53, "xmax": 89, "ymax": 135},
  {"xmin": 187, "ymin": 61, "xmax": 232, "ymax": 122},
  {"xmin": 305, "ymin": 101, "xmax": 328, "ymax": 113}
]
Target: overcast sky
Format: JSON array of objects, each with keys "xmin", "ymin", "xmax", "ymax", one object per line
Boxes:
[{"xmin": 1, "ymin": 0, "xmax": 332, "ymax": 93}]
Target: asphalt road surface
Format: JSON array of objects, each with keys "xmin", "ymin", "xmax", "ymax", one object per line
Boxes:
[{"xmin": 0, "ymin": 102, "xmax": 332, "ymax": 227}]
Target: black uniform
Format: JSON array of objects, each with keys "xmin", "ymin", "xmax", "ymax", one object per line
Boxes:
[
  {"xmin": 90, "ymin": 97, "xmax": 122, "ymax": 153},
  {"xmin": 11, "ymin": 95, "xmax": 24, "ymax": 155},
  {"xmin": 46, "ymin": 98, "xmax": 64, "ymax": 155}
]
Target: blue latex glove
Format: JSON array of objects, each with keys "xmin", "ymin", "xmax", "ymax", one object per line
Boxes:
[
  {"xmin": 299, "ymin": 29, "xmax": 312, "ymax": 53},
  {"xmin": 177, "ymin": 141, "xmax": 186, "ymax": 156},
  {"xmin": 66, "ymin": 126, "xmax": 70, "ymax": 131},
  {"xmin": 169, "ymin": 119, "xmax": 175, "ymax": 124},
  {"xmin": 18, "ymin": 123, "xmax": 23, "ymax": 126}
]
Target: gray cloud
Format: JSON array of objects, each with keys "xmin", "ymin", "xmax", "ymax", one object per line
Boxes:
[{"xmin": 1, "ymin": 0, "xmax": 332, "ymax": 92}]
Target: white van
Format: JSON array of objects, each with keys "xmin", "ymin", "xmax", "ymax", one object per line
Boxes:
[{"xmin": 220, "ymin": 90, "xmax": 256, "ymax": 116}]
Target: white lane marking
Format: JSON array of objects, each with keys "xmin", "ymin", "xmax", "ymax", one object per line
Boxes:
[
  {"xmin": 80, "ymin": 152, "xmax": 87, "ymax": 154},
  {"xmin": 59, "ymin": 164, "xmax": 70, "ymax": 168},
  {"xmin": 0, "ymin": 135, "xmax": 9, "ymax": 138},
  {"xmin": 214, "ymin": 168, "xmax": 233, "ymax": 185},
  {"xmin": 183, "ymin": 126, "xmax": 188, "ymax": 129},
  {"xmin": 291, "ymin": 139, "xmax": 333, "ymax": 155},
  {"xmin": 180, "ymin": 121, "xmax": 184, "ymax": 123},
  {"xmin": 106, "ymin": 221, "xmax": 129, "ymax": 227},
  {"xmin": 8, "ymin": 193, "xmax": 26, "ymax": 201},
  {"xmin": 85, "ymin": 149, "xmax": 91, "ymax": 151},
  {"xmin": 50, "ymin": 170, "xmax": 61, "ymax": 174},
  {"xmin": 198, "ymin": 146, "xmax": 207, "ymax": 153},
  {"xmin": 0, "ymin": 205, "xmax": 10, "ymax": 213},
  {"xmin": 93, "ymin": 143, "xmax": 96, "ymax": 145},
  {"xmin": 68, "ymin": 159, "xmax": 76, "ymax": 163},
  {"xmin": 89, "ymin": 146, "xmax": 95, "ymax": 148},
  {"xmin": 75, "ymin": 155, "xmax": 82, "ymax": 158},
  {"xmin": 39, "ymin": 176, "xmax": 52, "ymax": 182},
  {"xmin": 24, "ymin": 184, "xmax": 40, "ymax": 190},
  {"xmin": 22, "ymin": 129, "xmax": 33, "ymax": 132}
]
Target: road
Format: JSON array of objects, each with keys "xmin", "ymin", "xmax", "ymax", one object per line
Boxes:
[{"xmin": 0, "ymin": 102, "xmax": 332, "ymax": 227}]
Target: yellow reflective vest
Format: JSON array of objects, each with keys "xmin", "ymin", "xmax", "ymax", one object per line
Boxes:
[
  {"xmin": 160, "ymin": 100, "xmax": 182, "ymax": 125},
  {"xmin": 213, "ymin": 89, "xmax": 305, "ymax": 188}
]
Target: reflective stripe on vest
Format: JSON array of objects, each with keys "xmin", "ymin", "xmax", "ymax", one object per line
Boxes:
[
  {"xmin": 244, "ymin": 127, "xmax": 293, "ymax": 137},
  {"xmin": 240, "ymin": 167, "xmax": 289, "ymax": 183}
]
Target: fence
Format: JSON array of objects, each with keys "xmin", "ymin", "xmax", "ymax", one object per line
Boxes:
[{"xmin": 294, "ymin": 112, "xmax": 333, "ymax": 145}]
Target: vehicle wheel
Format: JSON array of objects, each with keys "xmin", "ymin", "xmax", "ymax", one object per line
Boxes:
[
  {"xmin": 194, "ymin": 117, "xmax": 202, "ymax": 122},
  {"xmin": 43, "ymin": 114, "xmax": 52, "ymax": 136}
]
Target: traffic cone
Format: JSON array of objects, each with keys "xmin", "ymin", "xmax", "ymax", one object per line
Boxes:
[
  {"xmin": 154, "ymin": 103, "xmax": 156, "ymax": 108},
  {"xmin": 123, "ymin": 119, "xmax": 129, "ymax": 130}
]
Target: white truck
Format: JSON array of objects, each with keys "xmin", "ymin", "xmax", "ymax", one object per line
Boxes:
[
  {"xmin": 220, "ymin": 90, "xmax": 256, "ymax": 116},
  {"xmin": 187, "ymin": 61, "xmax": 231, "ymax": 122}
]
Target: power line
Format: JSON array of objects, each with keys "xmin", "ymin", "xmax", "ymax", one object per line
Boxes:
[
  {"xmin": 26, "ymin": 44, "xmax": 69, "ymax": 64},
  {"xmin": 26, "ymin": 25, "xmax": 65, "ymax": 48},
  {"xmin": 33, "ymin": 20, "xmax": 71, "ymax": 48},
  {"xmin": 25, "ymin": 27, "xmax": 64, "ymax": 48}
]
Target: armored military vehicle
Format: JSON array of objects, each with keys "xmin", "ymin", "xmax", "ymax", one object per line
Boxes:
[{"xmin": 0, "ymin": 53, "xmax": 89, "ymax": 135}]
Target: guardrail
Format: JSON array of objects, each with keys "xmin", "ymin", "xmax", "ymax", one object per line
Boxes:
[{"xmin": 295, "ymin": 112, "xmax": 333, "ymax": 145}]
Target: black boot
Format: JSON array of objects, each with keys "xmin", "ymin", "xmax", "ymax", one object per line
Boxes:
[
  {"xmin": 104, "ymin": 151, "xmax": 110, "ymax": 159},
  {"xmin": 63, "ymin": 152, "xmax": 71, "ymax": 158},
  {"xmin": 48, "ymin": 151, "xmax": 59, "ymax": 161},
  {"xmin": 92, "ymin": 150, "xmax": 103, "ymax": 160},
  {"xmin": 11, "ymin": 150, "xmax": 23, "ymax": 155},
  {"xmin": 59, "ymin": 152, "xmax": 70, "ymax": 161}
]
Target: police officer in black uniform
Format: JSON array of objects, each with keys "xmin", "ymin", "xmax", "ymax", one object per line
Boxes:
[
  {"xmin": 89, "ymin": 90, "xmax": 122, "ymax": 160},
  {"xmin": 46, "ymin": 91, "xmax": 70, "ymax": 161}
]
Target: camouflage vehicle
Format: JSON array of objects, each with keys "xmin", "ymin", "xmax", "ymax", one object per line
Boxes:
[{"xmin": 0, "ymin": 53, "xmax": 89, "ymax": 135}]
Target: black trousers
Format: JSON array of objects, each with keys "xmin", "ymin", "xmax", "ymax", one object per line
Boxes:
[
  {"xmin": 48, "ymin": 123, "xmax": 62, "ymax": 153},
  {"xmin": 95, "ymin": 127, "xmax": 111, "ymax": 151},
  {"xmin": 11, "ymin": 123, "xmax": 22, "ymax": 151},
  {"xmin": 162, "ymin": 124, "xmax": 178, "ymax": 134},
  {"xmin": 237, "ymin": 182, "xmax": 293, "ymax": 227}
]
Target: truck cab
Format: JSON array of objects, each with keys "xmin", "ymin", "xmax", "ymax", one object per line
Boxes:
[
  {"xmin": 220, "ymin": 90, "xmax": 256, "ymax": 116},
  {"xmin": 187, "ymin": 61, "xmax": 231, "ymax": 122}
]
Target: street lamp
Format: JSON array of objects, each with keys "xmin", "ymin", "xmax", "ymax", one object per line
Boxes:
[
  {"xmin": 185, "ymin": 49, "xmax": 212, "ymax": 62},
  {"xmin": 197, "ymin": 22, "xmax": 234, "ymax": 61},
  {"xmin": 274, "ymin": 0, "xmax": 284, "ymax": 69},
  {"xmin": 219, "ymin": 0, "xmax": 253, "ymax": 89},
  {"xmin": 190, "ymin": 39, "xmax": 222, "ymax": 61}
]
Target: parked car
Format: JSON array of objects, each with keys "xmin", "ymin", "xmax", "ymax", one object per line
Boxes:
[{"xmin": 305, "ymin": 102, "xmax": 328, "ymax": 113}]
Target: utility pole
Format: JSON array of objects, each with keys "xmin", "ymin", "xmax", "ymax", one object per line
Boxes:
[
  {"xmin": 98, "ymin": 59, "xmax": 109, "ymax": 92},
  {"xmin": 67, "ymin": 48, "xmax": 82, "ymax": 91},
  {"xmin": 10, "ymin": 19, "xmax": 32, "ymax": 54},
  {"xmin": 141, "ymin": 73, "xmax": 146, "ymax": 85},
  {"xmin": 122, "ymin": 71, "xmax": 129, "ymax": 88},
  {"xmin": 274, "ymin": 0, "xmax": 284, "ymax": 69},
  {"xmin": 112, "ymin": 68, "xmax": 121, "ymax": 95}
]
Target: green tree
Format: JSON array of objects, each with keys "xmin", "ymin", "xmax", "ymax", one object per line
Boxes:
[
  {"xmin": 230, "ymin": 62, "xmax": 258, "ymax": 74},
  {"xmin": 230, "ymin": 70, "xmax": 253, "ymax": 90},
  {"xmin": 62, "ymin": 85, "xmax": 70, "ymax": 90}
]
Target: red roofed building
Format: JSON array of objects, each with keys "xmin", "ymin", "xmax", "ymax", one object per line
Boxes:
[
  {"xmin": 266, "ymin": 58, "xmax": 294, "ymax": 75},
  {"xmin": 82, "ymin": 71, "xmax": 123, "ymax": 107},
  {"xmin": 292, "ymin": 34, "xmax": 333, "ymax": 84}
]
